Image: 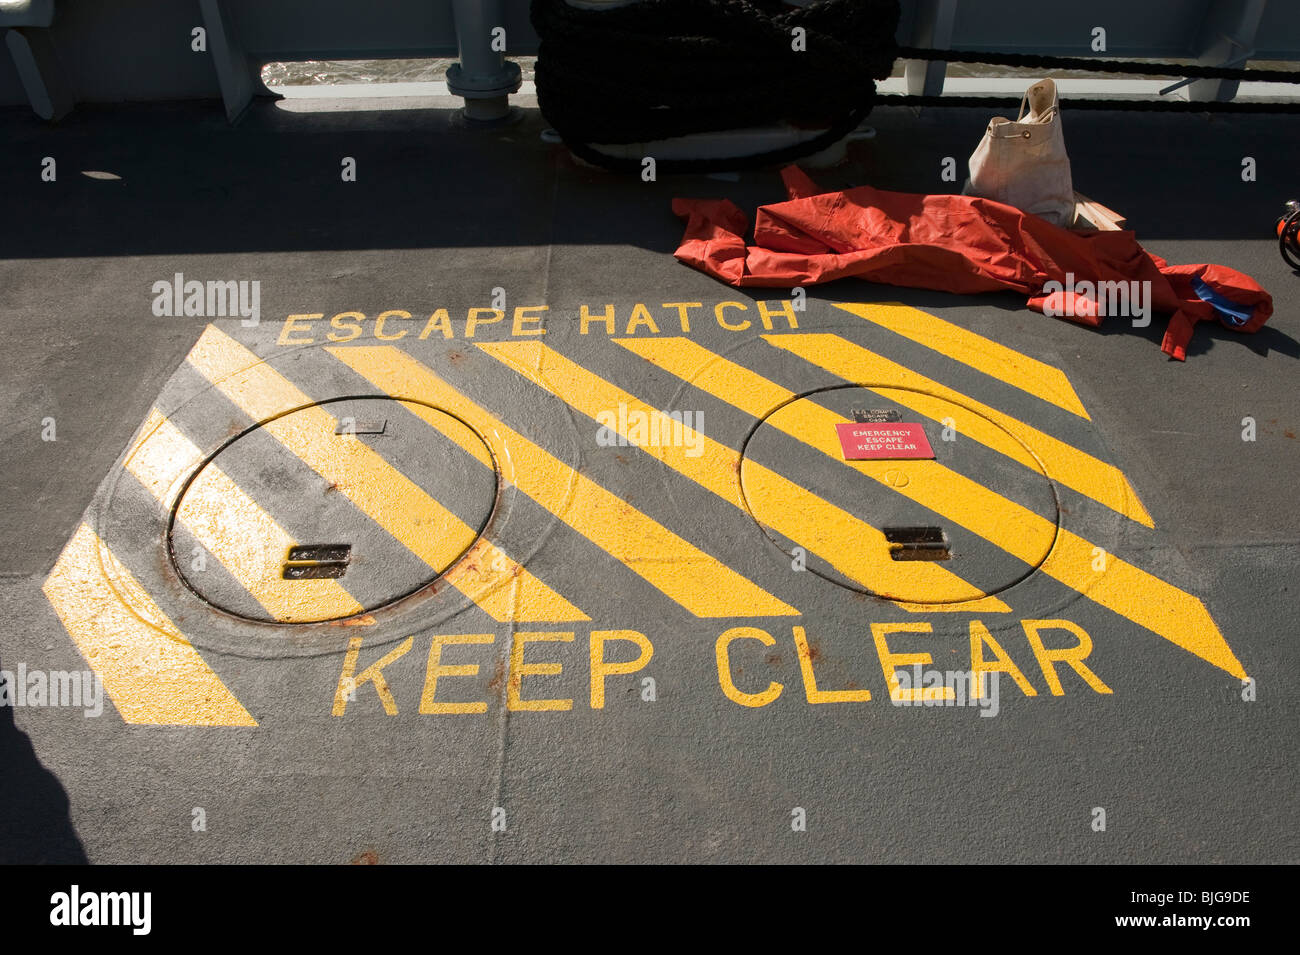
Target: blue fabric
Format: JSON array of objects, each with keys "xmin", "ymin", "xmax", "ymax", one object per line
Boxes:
[{"xmin": 1192, "ymin": 276, "xmax": 1254, "ymax": 327}]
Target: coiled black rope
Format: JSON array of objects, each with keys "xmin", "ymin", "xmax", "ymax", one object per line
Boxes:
[
  {"xmin": 531, "ymin": 0, "xmax": 901, "ymax": 172},
  {"xmin": 531, "ymin": 0, "xmax": 1300, "ymax": 172}
]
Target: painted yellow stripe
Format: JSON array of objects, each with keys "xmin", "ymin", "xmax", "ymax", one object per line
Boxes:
[
  {"xmin": 42, "ymin": 524, "xmax": 257, "ymax": 726},
  {"xmin": 1039, "ymin": 532, "xmax": 1244, "ymax": 677},
  {"xmin": 766, "ymin": 333, "xmax": 1154, "ymax": 527},
  {"xmin": 329, "ymin": 345, "xmax": 798, "ymax": 618},
  {"xmin": 834, "ymin": 302, "xmax": 1091, "ymax": 419},
  {"xmin": 476, "ymin": 340, "xmax": 1008, "ymax": 612},
  {"xmin": 123, "ymin": 408, "xmax": 207, "ymax": 508},
  {"xmin": 618, "ymin": 338, "xmax": 791, "ymax": 421},
  {"xmin": 124, "ymin": 410, "xmax": 365, "ymax": 623},
  {"xmin": 617, "ymin": 337, "xmax": 1244, "ymax": 678},
  {"xmin": 185, "ymin": 325, "xmax": 586, "ymax": 623}
]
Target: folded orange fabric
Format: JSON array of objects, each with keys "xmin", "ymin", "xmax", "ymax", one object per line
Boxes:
[{"xmin": 673, "ymin": 166, "xmax": 1272, "ymax": 360}]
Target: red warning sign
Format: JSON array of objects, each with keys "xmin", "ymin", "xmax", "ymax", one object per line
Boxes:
[{"xmin": 835, "ymin": 422, "xmax": 936, "ymax": 460}]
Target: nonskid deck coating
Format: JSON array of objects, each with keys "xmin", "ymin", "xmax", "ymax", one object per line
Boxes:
[{"xmin": 0, "ymin": 99, "xmax": 1295, "ymax": 863}]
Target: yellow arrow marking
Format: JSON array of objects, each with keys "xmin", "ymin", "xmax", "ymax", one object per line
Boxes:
[
  {"xmin": 330, "ymin": 345, "xmax": 798, "ymax": 618},
  {"xmin": 478, "ymin": 340, "xmax": 1009, "ymax": 612},
  {"xmin": 834, "ymin": 302, "xmax": 1091, "ymax": 419},
  {"xmin": 42, "ymin": 524, "xmax": 258, "ymax": 726},
  {"xmin": 616, "ymin": 336, "xmax": 1245, "ymax": 678},
  {"xmin": 125, "ymin": 409, "xmax": 365, "ymax": 623},
  {"xmin": 766, "ymin": 333, "xmax": 1154, "ymax": 527},
  {"xmin": 186, "ymin": 325, "xmax": 586, "ymax": 622}
]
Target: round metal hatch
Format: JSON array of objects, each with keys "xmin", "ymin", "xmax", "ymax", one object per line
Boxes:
[
  {"xmin": 739, "ymin": 385, "xmax": 1059, "ymax": 604},
  {"xmin": 168, "ymin": 397, "xmax": 498, "ymax": 624}
]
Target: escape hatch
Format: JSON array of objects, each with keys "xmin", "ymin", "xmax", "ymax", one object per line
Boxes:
[
  {"xmin": 739, "ymin": 385, "xmax": 1060, "ymax": 604},
  {"xmin": 167, "ymin": 396, "xmax": 498, "ymax": 624}
]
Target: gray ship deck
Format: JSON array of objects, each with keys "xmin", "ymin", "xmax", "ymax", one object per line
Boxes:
[{"xmin": 1, "ymin": 94, "xmax": 1296, "ymax": 863}]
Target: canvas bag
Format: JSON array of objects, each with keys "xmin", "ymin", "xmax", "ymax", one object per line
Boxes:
[{"xmin": 964, "ymin": 78, "xmax": 1075, "ymax": 227}]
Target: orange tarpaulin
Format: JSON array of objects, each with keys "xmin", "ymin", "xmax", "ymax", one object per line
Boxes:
[{"xmin": 673, "ymin": 166, "xmax": 1272, "ymax": 360}]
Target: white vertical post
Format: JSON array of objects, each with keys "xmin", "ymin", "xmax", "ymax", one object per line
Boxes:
[{"xmin": 447, "ymin": 0, "xmax": 522, "ymax": 123}]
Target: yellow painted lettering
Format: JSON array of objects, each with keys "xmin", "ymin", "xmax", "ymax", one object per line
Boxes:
[
  {"xmin": 279, "ymin": 313, "xmax": 322, "ymax": 345},
  {"xmin": 715, "ymin": 627, "xmax": 783, "ymax": 707},
  {"xmin": 758, "ymin": 299, "xmax": 799, "ymax": 330},
  {"xmin": 715, "ymin": 301, "xmax": 751, "ymax": 331},
  {"xmin": 969, "ymin": 620, "xmax": 1037, "ymax": 697},
  {"xmin": 793, "ymin": 625, "xmax": 870, "ymax": 703},
  {"xmin": 374, "ymin": 309, "xmax": 411, "ymax": 341},
  {"xmin": 662, "ymin": 302, "xmax": 701, "ymax": 333},
  {"xmin": 327, "ymin": 311, "xmax": 363, "ymax": 343},
  {"xmin": 871, "ymin": 622, "xmax": 952, "ymax": 702},
  {"xmin": 624, "ymin": 303, "xmax": 660, "ymax": 335},
  {"xmin": 1022, "ymin": 619, "xmax": 1113, "ymax": 696},
  {"xmin": 589, "ymin": 629, "xmax": 654, "ymax": 709},
  {"xmin": 580, "ymin": 303, "xmax": 616, "ymax": 335},
  {"xmin": 418, "ymin": 308, "xmax": 454, "ymax": 339},
  {"xmin": 466, "ymin": 307, "xmax": 504, "ymax": 338},
  {"xmin": 507, "ymin": 631, "xmax": 574, "ymax": 711},
  {"xmin": 420, "ymin": 633, "xmax": 494, "ymax": 714},
  {"xmin": 512, "ymin": 304, "xmax": 548, "ymax": 336},
  {"xmin": 332, "ymin": 636, "xmax": 414, "ymax": 716}
]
